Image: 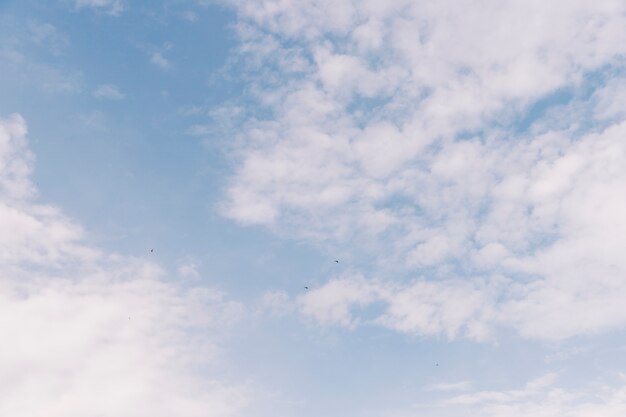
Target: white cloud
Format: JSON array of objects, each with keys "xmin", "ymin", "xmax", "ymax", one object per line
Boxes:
[
  {"xmin": 594, "ymin": 76, "xmax": 626, "ymax": 121},
  {"xmin": 447, "ymin": 373, "xmax": 560, "ymax": 406},
  {"xmin": 151, "ymin": 52, "xmax": 170, "ymax": 69},
  {"xmin": 181, "ymin": 10, "xmax": 198, "ymax": 22},
  {"xmin": 75, "ymin": 0, "xmax": 124, "ymax": 15},
  {"xmin": 0, "ymin": 31, "xmax": 82, "ymax": 94},
  {"xmin": 425, "ymin": 381, "xmax": 472, "ymax": 393},
  {"xmin": 259, "ymin": 290, "xmax": 293, "ymax": 317},
  {"xmin": 92, "ymin": 84, "xmax": 125, "ymax": 100},
  {"xmin": 299, "ymin": 277, "xmax": 381, "ymax": 328},
  {"xmin": 221, "ymin": 1, "xmax": 626, "ymax": 341},
  {"xmin": 28, "ymin": 23, "xmax": 69, "ymax": 55},
  {"xmin": 0, "ymin": 114, "xmax": 36, "ymax": 201},
  {"xmin": 0, "ymin": 274, "xmax": 246, "ymax": 417},
  {"xmin": 187, "ymin": 124, "xmax": 214, "ymax": 137},
  {"xmin": 0, "ymin": 114, "xmax": 248, "ymax": 417},
  {"xmin": 298, "ymin": 275, "xmax": 495, "ymax": 341},
  {"xmin": 437, "ymin": 373, "xmax": 626, "ymax": 417}
]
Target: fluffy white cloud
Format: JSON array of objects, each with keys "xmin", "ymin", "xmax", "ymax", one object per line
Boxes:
[
  {"xmin": 0, "ymin": 114, "xmax": 247, "ymax": 417},
  {"xmin": 298, "ymin": 275, "xmax": 495, "ymax": 340},
  {"xmin": 221, "ymin": 1, "xmax": 626, "ymax": 341},
  {"xmin": 299, "ymin": 277, "xmax": 381, "ymax": 328}
]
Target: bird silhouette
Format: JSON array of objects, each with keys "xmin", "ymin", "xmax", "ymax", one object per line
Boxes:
[
  {"xmin": 334, "ymin": 260, "xmax": 339, "ymax": 263},
  {"xmin": 150, "ymin": 249, "xmax": 154, "ymax": 253},
  {"xmin": 304, "ymin": 286, "xmax": 309, "ymax": 290}
]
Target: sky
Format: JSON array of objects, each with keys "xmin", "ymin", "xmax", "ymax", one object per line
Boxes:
[{"xmin": 2, "ymin": 0, "xmax": 626, "ymax": 416}]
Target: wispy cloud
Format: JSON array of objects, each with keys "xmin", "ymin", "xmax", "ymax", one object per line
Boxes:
[
  {"xmin": 150, "ymin": 52, "xmax": 170, "ymax": 69},
  {"xmin": 177, "ymin": 257, "xmax": 200, "ymax": 278},
  {"xmin": 92, "ymin": 83, "xmax": 125, "ymax": 99},
  {"xmin": 187, "ymin": 124, "xmax": 213, "ymax": 137},
  {"xmin": 438, "ymin": 373, "xmax": 626, "ymax": 417},
  {"xmin": 0, "ymin": 24, "xmax": 82, "ymax": 93},
  {"xmin": 75, "ymin": 0, "xmax": 124, "ymax": 16},
  {"xmin": 28, "ymin": 22, "xmax": 69, "ymax": 55},
  {"xmin": 0, "ymin": 114, "xmax": 248, "ymax": 417},
  {"xmin": 426, "ymin": 381, "xmax": 472, "ymax": 393}
]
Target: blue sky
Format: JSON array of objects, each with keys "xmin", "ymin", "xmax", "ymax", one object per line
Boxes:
[{"xmin": 2, "ymin": 1, "xmax": 626, "ymax": 416}]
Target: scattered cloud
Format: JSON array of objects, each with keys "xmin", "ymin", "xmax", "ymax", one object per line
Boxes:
[
  {"xmin": 447, "ymin": 373, "xmax": 560, "ymax": 406},
  {"xmin": 28, "ymin": 22, "xmax": 69, "ymax": 55},
  {"xmin": 259, "ymin": 290, "xmax": 294, "ymax": 317},
  {"xmin": 180, "ymin": 11, "xmax": 198, "ymax": 22},
  {"xmin": 0, "ymin": 114, "xmax": 248, "ymax": 417},
  {"xmin": 0, "ymin": 25, "xmax": 82, "ymax": 94},
  {"xmin": 221, "ymin": 0, "xmax": 626, "ymax": 342},
  {"xmin": 187, "ymin": 124, "xmax": 214, "ymax": 137},
  {"xmin": 75, "ymin": 0, "xmax": 125, "ymax": 16},
  {"xmin": 78, "ymin": 110, "xmax": 107, "ymax": 130},
  {"xmin": 178, "ymin": 105, "xmax": 203, "ymax": 116},
  {"xmin": 92, "ymin": 83, "xmax": 125, "ymax": 99},
  {"xmin": 151, "ymin": 52, "xmax": 170, "ymax": 69},
  {"xmin": 178, "ymin": 258, "xmax": 200, "ymax": 279},
  {"xmin": 298, "ymin": 275, "xmax": 494, "ymax": 340},
  {"xmin": 437, "ymin": 373, "xmax": 626, "ymax": 417}
]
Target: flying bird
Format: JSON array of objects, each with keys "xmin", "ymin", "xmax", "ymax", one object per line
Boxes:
[
  {"xmin": 304, "ymin": 286, "xmax": 309, "ymax": 290},
  {"xmin": 334, "ymin": 260, "xmax": 339, "ymax": 263},
  {"xmin": 150, "ymin": 249, "xmax": 154, "ymax": 253}
]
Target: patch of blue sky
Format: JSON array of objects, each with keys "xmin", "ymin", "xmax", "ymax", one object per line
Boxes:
[
  {"xmin": 229, "ymin": 310, "xmax": 533, "ymax": 417},
  {"xmin": 345, "ymin": 94, "xmax": 395, "ymax": 122},
  {"xmin": 377, "ymin": 192, "xmax": 426, "ymax": 216},
  {"xmin": 515, "ymin": 65, "xmax": 626, "ymax": 137},
  {"xmin": 454, "ymin": 127, "xmax": 486, "ymax": 141},
  {"xmin": 0, "ymin": 1, "xmax": 260, "ymax": 277},
  {"xmin": 513, "ymin": 87, "xmax": 575, "ymax": 134}
]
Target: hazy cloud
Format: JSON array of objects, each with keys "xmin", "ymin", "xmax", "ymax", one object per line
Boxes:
[
  {"xmin": 75, "ymin": 0, "xmax": 124, "ymax": 15},
  {"xmin": 0, "ymin": 114, "xmax": 248, "ymax": 417},
  {"xmin": 151, "ymin": 52, "xmax": 170, "ymax": 69},
  {"xmin": 92, "ymin": 84, "xmax": 125, "ymax": 99}
]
